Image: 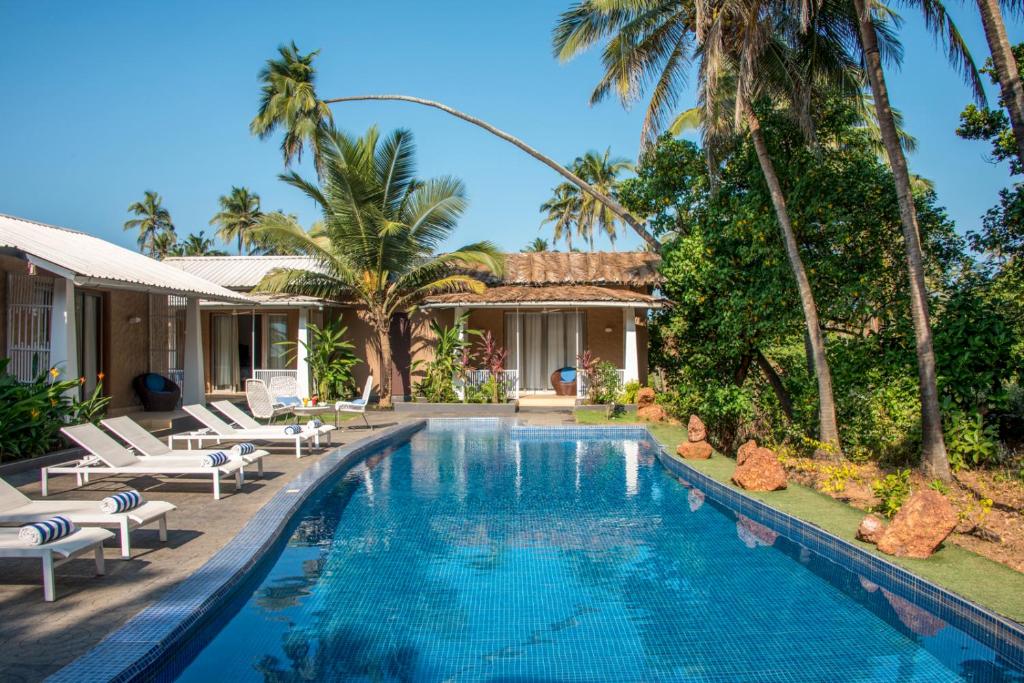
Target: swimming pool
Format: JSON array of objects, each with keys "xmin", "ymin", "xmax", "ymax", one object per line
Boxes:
[{"xmin": 134, "ymin": 420, "xmax": 1022, "ymax": 682}]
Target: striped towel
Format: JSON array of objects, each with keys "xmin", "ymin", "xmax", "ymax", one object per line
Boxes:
[
  {"xmin": 201, "ymin": 451, "xmax": 230, "ymax": 467},
  {"xmin": 100, "ymin": 490, "xmax": 145, "ymax": 514},
  {"xmin": 230, "ymin": 442, "xmax": 256, "ymax": 457},
  {"xmin": 306, "ymin": 418, "xmax": 324, "ymax": 429},
  {"xmin": 283, "ymin": 424, "xmax": 303, "ymax": 435},
  {"xmin": 19, "ymin": 516, "xmax": 77, "ymax": 546}
]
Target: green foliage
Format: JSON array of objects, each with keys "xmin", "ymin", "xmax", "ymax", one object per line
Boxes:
[
  {"xmin": 587, "ymin": 361, "xmax": 622, "ymax": 405},
  {"xmin": 414, "ymin": 315, "xmax": 474, "ymax": 403},
  {"xmin": 929, "ymin": 479, "xmax": 950, "ymax": 495},
  {"xmin": 281, "ymin": 319, "xmax": 359, "ymax": 401},
  {"xmin": 618, "ymin": 380, "xmax": 641, "ymax": 405},
  {"xmin": 871, "ymin": 470, "xmax": 912, "ymax": 519},
  {"xmin": 944, "ymin": 407, "xmax": 1002, "ymax": 471},
  {"xmin": 956, "ymin": 43, "xmax": 1024, "ymax": 175},
  {"xmin": 0, "ymin": 360, "xmax": 110, "ymax": 460}
]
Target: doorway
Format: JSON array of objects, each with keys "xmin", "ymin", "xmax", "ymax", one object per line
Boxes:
[{"xmin": 75, "ymin": 291, "xmax": 103, "ymax": 397}]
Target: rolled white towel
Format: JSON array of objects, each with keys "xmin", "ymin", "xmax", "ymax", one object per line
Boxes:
[
  {"xmin": 306, "ymin": 418, "xmax": 324, "ymax": 430},
  {"xmin": 20, "ymin": 516, "xmax": 78, "ymax": 546},
  {"xmin": 230, "ymin": 442, "xmax": 256, "ymax": 458},
  {"xmin": 100, "ymin": 490, "xmax": 145, "ymax": 514},
  {"xmin": 283, "ymin": 424, "xmax": 302, "ymax": 435},
  {"xmin": 201, "ymin": 451, "xmax": 230, "ymax": 467}
]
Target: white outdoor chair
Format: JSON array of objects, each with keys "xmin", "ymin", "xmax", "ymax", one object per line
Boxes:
[
  {"xmin": 336, "ymin": 375, "xmax": 374, "ymax": 429},
  {"xmin": 268, "ymin": 375, "xmax": 301, "ymax": 406},
  {"xmin": 211, "ymin": 401, "xmax": 334, "ymax": 443},
  {"xmin": 48, "ymin": 424, "xmax": 247, "ymax": 500},
  {"xmin": 0, "ymin": 477, "xmax": 174, "ymax": 559},
  {"xmin": 0, "ymin": 526, "xmax": 112, "ymax": 601},
  {"xmin": 101, "ymin": 415, "xmax": 267, "ymax": 478},
  {"xmin": 245, "ymin": 379, "xmax": 294, "ymax": 421}
]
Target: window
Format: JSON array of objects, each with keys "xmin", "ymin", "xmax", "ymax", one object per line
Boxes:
[{"xmin": 267, "ymin": 314, "xmax": 290, "ymax": 369}]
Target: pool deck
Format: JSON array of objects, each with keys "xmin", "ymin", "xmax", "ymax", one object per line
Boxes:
[{"xmin": 0, "ymin": 409, "xmax": 573, "ymax": 683}]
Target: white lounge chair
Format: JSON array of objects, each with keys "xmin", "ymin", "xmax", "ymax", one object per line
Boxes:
[
  {"xmin": 0, "ymin": 526, "xmax": 111, "ymax": 601},
  {"xmin": 335, "ymin": 376, "xmax": 374, "ymax": 429},
  {"xmin": 101, "ymin": 415, "xmax": 267, "ymax": 478},
  {"xmin": 174, "ymin": 404, "xmax": 330, "ymax": 458},
  {"xmin": 47, "ymin": 424, "xmax": 248, "ymax": 500},
  {"xmin": 211, "ymin": 400, "xmax": 335, "ymax": 444},
  {"xmin": 0, "ymin": 478, "xmax": 174, "ymax": 559}
]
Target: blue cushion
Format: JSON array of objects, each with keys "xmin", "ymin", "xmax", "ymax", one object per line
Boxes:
[
  {"xmin": 276, "ymin": 396, "xmax": 301, "ymax": 407},
  {"xmin": 144, "ymin": 374, "xmax": 165, "ymax": 391},
  {"xmin": 351, "ymin": 398, "xmax": 366, "ymax": 405},
  {"xmin": 559, "ymin": 367, "xmax": 577, "ymax": 382}
]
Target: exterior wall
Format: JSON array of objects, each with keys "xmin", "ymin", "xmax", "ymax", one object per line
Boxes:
[
  {"xmin": 104, "ymin": 290, "xmax": 150, "ymax": 411},
  {"xmin": 467, "ymin": 309, "xmax": 504, "ymax": 350},
  {"xmin": 586, "ymin": 308, "xmax": 625, "ymax": 369}
]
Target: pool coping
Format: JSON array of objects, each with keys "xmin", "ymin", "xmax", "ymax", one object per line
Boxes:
[
  {"xmin": 47, "ymin": 420, "xmax": 1024, "ymax": 680},
  {"xmin": 46, "ymin": 419, "xmax": 426, "ymax": 683}
]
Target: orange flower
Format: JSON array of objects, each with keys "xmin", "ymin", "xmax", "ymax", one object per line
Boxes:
[
  {"xmin": 97, "ymin": 372, "xmax": 105, "ymax": 382},
  {"xmin": 79, "ymin": 376, "xmax": 86, "ymax": 384}
]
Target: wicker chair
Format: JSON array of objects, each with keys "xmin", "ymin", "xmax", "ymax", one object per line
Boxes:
[
  {"xmin": 269, "ymin": 375, "xmax": 301, "ymax": 402},
  {"xmin": 550, "ymin": 367, "xmax": 578, "ymax": 396},
  {"xmin": 244, "ymin": 379, "xmax": 294, "ymax": 421},
  {"xmin": 132, "ymin": 373, "xmax": 181, "ymax": 412}
]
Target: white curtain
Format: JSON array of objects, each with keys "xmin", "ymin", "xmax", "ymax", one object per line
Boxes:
[
  {"xmin": 524, "ymin": 313, "xmax": 544, "ymax": 389},
  {"xmin": 213, "ymin": 315, "xmax": 239, "ymax": 390}
]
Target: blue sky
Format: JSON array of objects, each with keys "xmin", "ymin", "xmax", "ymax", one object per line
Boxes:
[{"xmin": 0, "ymin": 1, "xmax": 1020, "ymax": 254}]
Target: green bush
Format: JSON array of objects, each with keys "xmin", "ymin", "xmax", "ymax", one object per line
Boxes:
[
  {"xmin": 280, "ymin": 319, "xmax": 360, "ymax": 400},
  {"xmin": 0, "ymin": 359, "xmax": 110, "ymax": 461},
  {"xmin": 871, "ymin": 470, "xmax": 912, "ymax": 518},
  {"xmin": 945, "ymin": 407, "xmax": 1002, "ymax": 471},
  {"xmin": 587, "ymin": 361, "xmax": 622, "ymax": 405},
  {"xmin": 617, "ymin": 380, "xmax": 641, "ymax": 404},
  {"xmin": 414, "ymin": 315, "xmax": 474, "ymax": 403}
]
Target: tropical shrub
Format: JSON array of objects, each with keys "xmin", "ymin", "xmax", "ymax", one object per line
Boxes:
[
  {"xmin": 0, "ymin": 360, "xmax": 110, "ymax": 460},
  {"xmin": 587, "ymin": 361, "xmax": 621, "ymax": 405},
  {"xmin": 944, "ymin": 407, "xmax": 1002, "ymax": 471},
  {"xmin": 414, "ymin": 315, "xmax": 474, "ymax": 403},
  {"xmin": 281, "ymin": 319, "xmax": 359, "ymax": 400},
  {"xmin": 618, "ymin": 380, "xmax": 641, "ymax": 405},
  {"xmin": 871, "ymin": 470, "xmax": 912, "ymax": 518}
]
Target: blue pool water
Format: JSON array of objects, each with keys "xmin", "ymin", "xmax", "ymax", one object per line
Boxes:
[{"xmin": 172, "ymin": 426, "xmax": 1023, "ymax": 682}]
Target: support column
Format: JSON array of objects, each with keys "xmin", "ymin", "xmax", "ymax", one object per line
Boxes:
[
  {"xmin": 49, "ymin": 277, "xmax": 79, "ymax": 388},
  {"xmin": 623, "ymin": 307, "xmax": 639, "ymax": 384},
  {"xmin": 453, "ymin": 306, "xmax": 466, "ymax": 400},
  {"xmin": 183, "ymin": 297, "xmax": 205, "ymax": 405},
  {"xmin": 296, "ymin": 307, "xmax": 311, "ymax": 398}
]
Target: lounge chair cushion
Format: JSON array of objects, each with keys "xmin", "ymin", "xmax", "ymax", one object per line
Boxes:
[
  {"xmin": 201, "ymin": 452, "xmax": 230, "ymax": 467},
  {"xmin": 231, "ymin": 443, "xmax": 256, "ymax": 456},
  {"xmin": 20, "ymin": 516, "xmax": 77, "ymax": 545},
  {"xmin": 100, "ymin": 490, "xmax": 145, "ymax": 514},
  {"xmin": 276, "ymin": 396, "xmax": 302, "ymax": 407}
]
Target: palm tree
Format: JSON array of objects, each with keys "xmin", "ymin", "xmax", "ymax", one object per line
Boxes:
[
  {"xmin": 539, "ymin": 182, "xmax": 583, "ymax": 251},
  {"xmin": 850, "ymin": 0, "xmax": 984, "ymax": 480},
  {"xmin": 174, "ymin": 231, "xmax": 228, "ymax": 256},
  {"xmin": 124, "ymin": 190, "xmax": 174, "ymax": 256},
  {"xmin": 210, "ymin": 186, "xmax": 264, "ymax": 254},
  {"xmin": 572, "ymin": 148, "xmax": 634, "ymax": 250},
  {"xmin": 253, "ymin": 126, "xmax": 503, "ymax": 407},
  {"xmin": 151, "ymin": 230, "xmax": 178, "ymax": 260},
  {"xmin": 552, "ymin": 0, "xmax": 861, "ymax": 457},
  {"xmin": 250, "ymin": 44, "xmax": 659, "ymax": 250},
  {"xmin": 974, "ymin": 0, "xmax": 1024, "ymax": 167},
  {"xmin": 250, "ymin": 42, "xmax": 333, "ymax": 168},
  {"xmin": 523, "ymin": 237, "xmax": 551, "ymax": 252}
]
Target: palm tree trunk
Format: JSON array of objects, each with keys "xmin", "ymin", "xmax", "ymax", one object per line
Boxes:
[
  {"xmin": 746, "ymin": 107, "xmax": 842, "ymax": 459},
  {"xmin": 376, "ymin": 318, "xmax": 393, "ymax": 408},
  {"xmin": 855, "ymin": 0, "xmax": 951, "ymax": 481},
  {"xmin": 976, "ymin": 0, "xmax": 1024, "ymax": 167},
  {"xmin": 325, "ymin": 94, "xmax": 661, "ymax": 251}
]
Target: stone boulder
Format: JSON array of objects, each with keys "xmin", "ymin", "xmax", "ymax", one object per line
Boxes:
[
  {"xmin": 637, "ymin": 403, "xmax": 666, "ymax": 422},
  {"xmin": 876, "ymin": 490, "xmax": 958, "ymax": 559},
  {"xmin": 856, "ymin": 514, "xmax": 887, "ymax": 545},
  {"xmin": 637, "ymin": 387, "xmax": 656, "ymax": 408},
  {"xmin": 677, "ymin": 441, "xmax": 713, "ymax": 460},
  {"xmin": 731, "ymin": 447, "xmax": 787, "ymax": 491},
  {"xmin": 687, "ymin": 415, "xmax": 707, "ymax": 442},
  {"xmin": 736, "ymin": 439, "xmax": 758, "ymax": 466}
]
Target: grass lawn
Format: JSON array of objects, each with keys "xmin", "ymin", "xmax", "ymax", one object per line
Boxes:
[{"xmin": 576, "ymin": 409, "xmax": 1024, "ymax": 624}]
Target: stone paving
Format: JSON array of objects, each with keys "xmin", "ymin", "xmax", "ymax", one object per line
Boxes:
[{"xmin": 0, "ymin": 408, "xmax": 574, "ymax": 682}]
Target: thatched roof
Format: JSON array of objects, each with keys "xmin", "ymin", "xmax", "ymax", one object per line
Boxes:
[
  {"xmin": 469, "ymin": 252, "xmax": 661, "ymax": 287},
  {"xmin": 424, "ymin": 285, "xmax": 662, "ymax": 308}
]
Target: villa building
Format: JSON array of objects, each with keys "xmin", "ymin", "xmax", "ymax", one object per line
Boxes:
[{"xmin": 0, "ymin": 213, "xmax": 249, "ymax": 413}]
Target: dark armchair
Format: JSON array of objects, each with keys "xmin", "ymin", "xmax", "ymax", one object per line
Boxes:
[{"xmin": 133, "ymin": 373, "xmax": 181, "ymax": 411}]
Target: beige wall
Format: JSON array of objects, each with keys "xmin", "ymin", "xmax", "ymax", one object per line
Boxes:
[{"xmin": 586, "ymin": 308, "xmax": 624, "ymax": 368}]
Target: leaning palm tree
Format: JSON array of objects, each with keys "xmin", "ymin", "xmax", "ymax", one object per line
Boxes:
[
  {"xmin": 539, "ymin": 182, "xmax": 583, "ymax": 250},
  {"xmin": 210, "ymin": 186, "xmax": 264, "ymax": 254},
  {"xmin": 250, "ymin": 42, "xmax": 333, "ymax": 169},
  {"xmin": 572, "ymin": 148, "xmax": 634, "ymax": 250},
  {"xmin": 250, "ymin": 44, "xmax": 659, "ymax": 250},
  {"xmin": 253, "ymin": 126, "xmax": 503, "ymax": 407},
  {"xmin": 124, "ymin": 190, "xmax": 174, "ymax": 256},
  {"xmin": 849, "ymin": 0, "xmax": 984, "ymax": 480}
]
